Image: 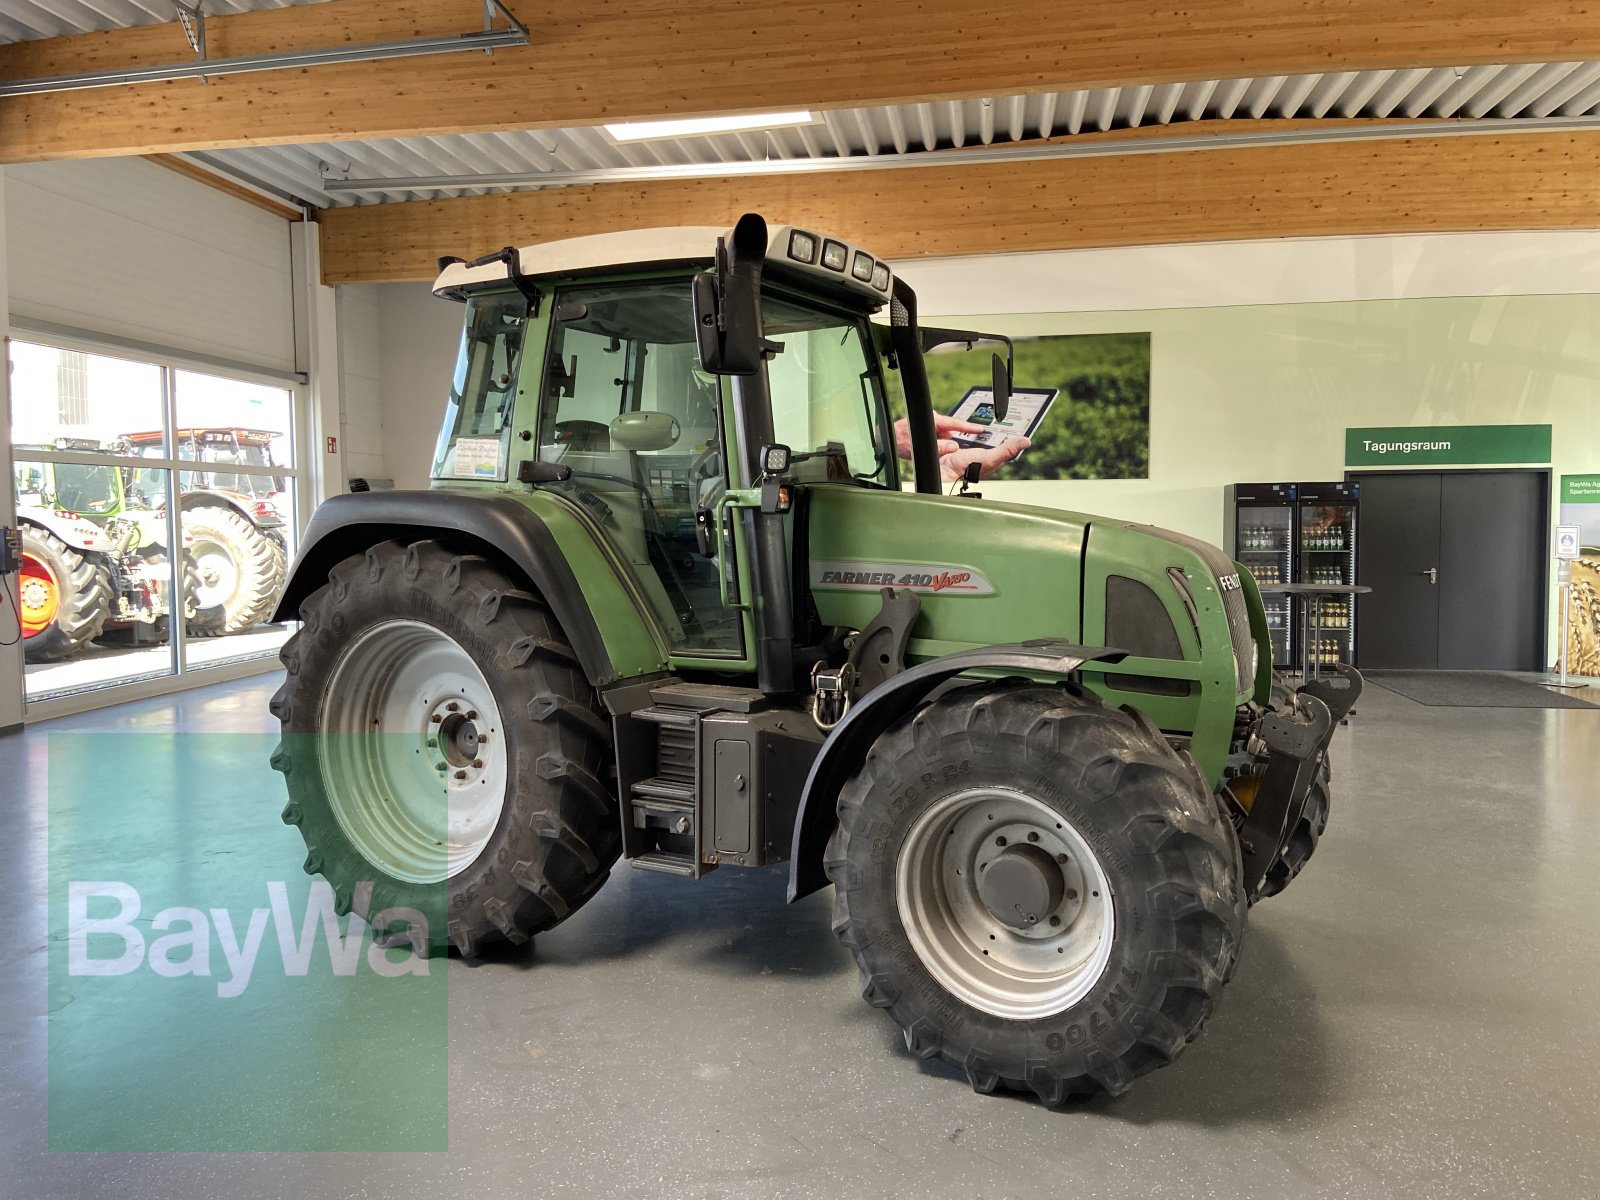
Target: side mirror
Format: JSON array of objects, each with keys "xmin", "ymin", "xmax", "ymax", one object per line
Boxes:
[
  {"xmin": 991, "ymin": 352, "xmax": 1011, "ymax": 423},
  {"xmin": 692, "ymin": 214, "xmax": 774, "ymax": 376}
]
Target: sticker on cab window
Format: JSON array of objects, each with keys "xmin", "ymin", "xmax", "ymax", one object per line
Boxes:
[{"xmin": 452, "ymin": 436, "xmax": 503, "ymax": 479}]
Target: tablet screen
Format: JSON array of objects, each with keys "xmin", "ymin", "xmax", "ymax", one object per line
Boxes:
[{"xmin": 947, "ymin": 386, "xmax": 1059, "ymax": 457}]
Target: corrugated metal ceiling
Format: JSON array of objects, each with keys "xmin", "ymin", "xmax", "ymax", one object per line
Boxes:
[
  {"xmin": 4, "ymin": 4, "xmax": 1598, "ymax": 212},
  {"xmin": 0, "ymin": 0, "xmax": 329, "ymax": 44},
  {"xmin": 189, "ymin": 62, "xmax": 1600, "ymax": 208}
]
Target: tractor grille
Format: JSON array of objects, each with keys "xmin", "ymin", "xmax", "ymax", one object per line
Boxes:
[{"xmin": 1145, "ymin": 527, "xmax": 1257, "ymax": 695}]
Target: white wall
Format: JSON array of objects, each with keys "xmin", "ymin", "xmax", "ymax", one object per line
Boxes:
[
  {"xmin": 335, "ymin": 284, "xmax": 384, "ymax": 485},
  {"xmin": 375, "ymin": 283, "xmax": 461, "ymax": 490},
  {"xmin": 0, "ymin": 172, "xmax": 22, "ymax": 732},
  {"xmin": 6, "ymin": 158, "xmax": 296, "ymax": 373},
  {"xmin": 352, "ymin": 229, "xmax": 1600, "ymax": 513}
]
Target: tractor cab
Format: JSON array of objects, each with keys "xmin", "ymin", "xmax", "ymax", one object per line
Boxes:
[{"xmin": 429, "ymin": 220, "xmax": 902, "ymax": 676}]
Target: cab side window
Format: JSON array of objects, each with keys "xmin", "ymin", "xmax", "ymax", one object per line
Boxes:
[{"xmin": 540, "ymin": 282, "xmax": 740, "ymax": 656}]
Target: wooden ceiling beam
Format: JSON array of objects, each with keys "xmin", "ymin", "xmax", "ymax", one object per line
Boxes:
[
  {"xmin": 313, "ymin": 129, "xmax": 1600, "ymax": 284},
  {"xmin": 4, "ymin": 0, "xmax": 1600, "ymax": 162}
]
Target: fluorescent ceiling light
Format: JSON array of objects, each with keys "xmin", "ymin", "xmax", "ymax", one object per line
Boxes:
[{"xmin": 604, "ymin": 111, "xmax": 814, "ymax": 142}]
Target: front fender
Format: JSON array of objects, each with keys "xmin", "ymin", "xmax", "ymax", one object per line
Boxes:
[{"xmin": 786, "ymin": 639, "xmax": 1125, "ymax": 902}]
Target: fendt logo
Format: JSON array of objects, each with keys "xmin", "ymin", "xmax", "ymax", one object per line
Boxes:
[{"xmin": 1217, "ymin": 573, "xmax": 1244, "ymax": 593}]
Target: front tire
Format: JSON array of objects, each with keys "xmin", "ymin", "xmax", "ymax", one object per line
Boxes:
[
  {"xmin": 270, "ymin": 539, "xmax": 620, "ymax": 955},
  {"xmin": 827, "ymin": 683, "xmax": 1245, "ymax": 1103}
]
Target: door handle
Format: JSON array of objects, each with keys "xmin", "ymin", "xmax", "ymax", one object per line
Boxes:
[{"xmin": 1420, "ymin": 567, "xmax": 1438, "ymax": 585}]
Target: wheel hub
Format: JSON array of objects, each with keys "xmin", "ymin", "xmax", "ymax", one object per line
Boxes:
[
  {"xmin": 978, "ymin": 843, "xmax": 1065, "ymax": 929},
  {"xmin": 437, "ymin": 710, "xmax": 482, "ymax": 768}
]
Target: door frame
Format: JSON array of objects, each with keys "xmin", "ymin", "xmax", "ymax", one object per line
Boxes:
[{"xmin": 1345, "ymin": 466, "xmax": 1552, "ymax": 670}]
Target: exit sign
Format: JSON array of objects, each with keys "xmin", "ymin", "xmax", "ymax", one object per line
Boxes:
[{"xmin": 1345, "ymin": 424, "xmax": 1551, "ymax": 467}]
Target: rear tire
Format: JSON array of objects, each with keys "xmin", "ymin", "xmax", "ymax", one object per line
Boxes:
[
  {"xmin": 19, "ymin": 526, "xmax": 112, "ymax": 663},
  {"xmin": 827, "ymin": 682, "xmax": 1245, "ymax": 1103},
  {"xmin": 269, "ymin": 539, "xmax": 620, "ymax": 955},
  {"xmin": 184, "ymin": 506, "xmax": 284, "ymax": 634}
]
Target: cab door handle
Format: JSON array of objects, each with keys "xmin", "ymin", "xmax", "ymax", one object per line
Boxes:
[{"xmin": 1420, "ymin": 567, "xmax": 1438, "ymax": 585}]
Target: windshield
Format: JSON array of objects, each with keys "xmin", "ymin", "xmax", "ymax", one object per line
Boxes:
[
  {"xmin": 762, "ymin": 295, "xmax": 893, "ymax": 487},
  {"xmin": 433, "ymin": 292, "xmax": 529, "ymax": 481},
  {"xmin": 49, "ymin": 462, "xmax": 121, "ymax": 514}
]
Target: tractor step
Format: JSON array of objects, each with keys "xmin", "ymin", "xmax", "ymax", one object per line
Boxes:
[{"xmin": 631, "ymin": 850, "xmax": 698, "ymax": 877}]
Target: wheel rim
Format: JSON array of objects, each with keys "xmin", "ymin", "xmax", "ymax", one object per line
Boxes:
[
  {"xmin": 895, "ymin": 787, "xmax": 1115, "ymax": 1020},
  {"xmin": 190, "ymin": 539, "xmax": 240, "ymax": 610},
  {"xmin": 18, "ymin": 552, "xmax": 60, "ymax": 636},
  {"xmin": 319, "ymin": 620, "xmax": 507, "ymax": 884}
]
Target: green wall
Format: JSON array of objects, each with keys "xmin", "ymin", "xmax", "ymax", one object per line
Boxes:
[{"xmin": 938, "ymin": 293, "xmax": 1600, "ymax": 549}]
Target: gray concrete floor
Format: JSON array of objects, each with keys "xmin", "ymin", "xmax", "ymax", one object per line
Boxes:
[{"xmin": 3, "ymin": 675, "xmax": 1599, "ymax": 1198}]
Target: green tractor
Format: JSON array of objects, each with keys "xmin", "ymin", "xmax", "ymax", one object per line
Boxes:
[{"xmin": 270, "ymin": 215, "xmax": 1359, "ymax": 1103}]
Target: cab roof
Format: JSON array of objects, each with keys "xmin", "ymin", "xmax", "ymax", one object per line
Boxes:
[{"xmin": 431, "ymin": 222, "xmax": 893, "ymax": 310}]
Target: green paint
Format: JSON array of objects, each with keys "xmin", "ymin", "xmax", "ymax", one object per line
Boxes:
[
  {"xmin": 1562, "ymin": 475, "xmax": 1600, "ymax": 503},
  {"xmin": 1345, "ymin": 424, "xmax": 1551, "ymax": 466},
  {"xmin": 48, "ymin": 734, "xmax": 446, "ymax": 1151}
]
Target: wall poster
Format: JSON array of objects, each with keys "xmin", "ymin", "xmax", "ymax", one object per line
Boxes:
[
  {"xmin": 1559, "ymin": 475, "xmax": 1600, "ymax": 678},
  {"xmin": 903, "ymin": 330, "xmax": 1151, "ymax": 482}
]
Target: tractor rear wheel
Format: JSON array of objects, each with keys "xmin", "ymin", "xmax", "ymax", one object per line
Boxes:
[
  {"xmin": 827, "ymin": 682, "xmax": 1245, "ymax": 1104},
  {"xmin": 18, "ymin": 526, "xmax": 112, "ymax": 663},
  {"xmin": 184, "ymin": 506, "xmax": 284, "ymax": 634},
  {"xmin": 270, "ymin": 539, "xmax": 619, "ymax": 955}
]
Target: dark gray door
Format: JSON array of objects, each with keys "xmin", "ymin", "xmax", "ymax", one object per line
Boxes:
[
  {"xmin": 1353, "ymin": 470, "xmax": 1548, "ymax": 670},
  {"xmin": 1354, "ymin": 472, "xmax": 1442, "ymax": 669},
  {"xmin": 1437, "ymin": 472, "xmax": 1547, "ymax": 670}
]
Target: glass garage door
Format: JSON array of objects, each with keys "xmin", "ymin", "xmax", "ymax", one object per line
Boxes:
[{"xmin": 8, "ymin": 338, "xmax": 303, "ymax": 709}]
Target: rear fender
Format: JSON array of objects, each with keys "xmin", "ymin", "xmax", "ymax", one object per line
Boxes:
[
  {"xmin": 787, "ymin": 639, "xmax": 1125, "ymax": 902},
  {"xmin": 272, "ymin": 490, "xmax": 659, "ymax": 687}
]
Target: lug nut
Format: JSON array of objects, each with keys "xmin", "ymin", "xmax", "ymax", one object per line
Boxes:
[
  {"xmin": 1027, "ymin": 832, "xmax": 1040, "ymax": 842},
  {"xmin": 1065, "ymin": 888, "xmax": 1078, "ymax": 900},
  {"xmin": 453, "ymin": 770, "xmax": 467, "ymax": 780},
  {"xmin": 995, "ymin": 835, "xmax": 1007, "ymax": 847},
  {"xmin": 447, "ymin": 702, "xmax": 460, "ymax": 713},
  {"xmin": 472, "ymin": 759, "xmax": 483, "ymax": 769},
  {"xmin": 1056, "ymin": 853, "xmax": 1068, "ymax": 864},
  {"xmin": 467, "ymin": 711, "xmax": 478, "ymax": 720},
  {"xmin": 430, "ymin": 714, "xmax": 443, "ymax": 724}
]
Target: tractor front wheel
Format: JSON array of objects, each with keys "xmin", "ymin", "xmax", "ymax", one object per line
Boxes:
[
  {"xmin": 18, "ymin": 526, "xmax": 113, "ymax": 663},
  {"xmin": 270, "ymin": 539, "xmax": 620, "ymax": 956},
  {"xmin": 827, "ymin": 682, "xmax": 1245, "ymax": 1103}
]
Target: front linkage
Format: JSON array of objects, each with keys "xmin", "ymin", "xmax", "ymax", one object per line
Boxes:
[{"xmin": 1229, "ymin": 664, "xmax": 1362, "ymax": 900}]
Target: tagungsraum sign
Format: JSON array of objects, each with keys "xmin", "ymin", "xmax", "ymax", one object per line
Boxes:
[{"xmin": 1345, "ymin": 424, "xmax": 1552, "ymax": 467}]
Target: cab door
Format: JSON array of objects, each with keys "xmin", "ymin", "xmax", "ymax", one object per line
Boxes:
[{"xmin": 535, "ymin": 278, "xmax": 751, "ymax": 663}]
